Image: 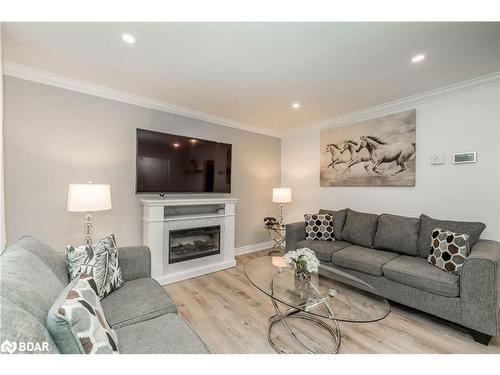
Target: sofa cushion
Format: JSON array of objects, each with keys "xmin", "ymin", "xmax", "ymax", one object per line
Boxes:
[
  {"xmin": 383, "ymin": 255, "xmax": 460, "ymax": 297},
  {"xmin": 0, "ymin": 296, "xmax": 59, "ymax": 354},
  {"xmin": 304, "ymin": 213, "xmax": 334, "ymax": 241},
  {"xmin": 47, "ymin": 273, "xmax": 119, "ymax": 354},
  {"xmin": 341, "ymin": 209, "xmax": 379, "ymax": 248},
  {"xmin": 0, "ymin": 248, "xmax": 64, "ymax": 324},
  {"xmin": 101, "ymin": 278, "xmax": 177, "ymax": 329},
  {"xmin": 331, "ymin": 245, "xmax": 399, "ymax": 276},
  {"xmin": 319, "ymin": 209, "xmax": 347, "ymax": 240},
  {"xmin": 373, "ymin": 214, "xmax": 420, "ymax": 256},
  {"xmin": 417, "ymin": 214, "xmax": 486, "ymax": 258},
  {"xmin": 6, "ymin": 236, "xmax": 68, "ymax": 285},
  {"xmin": 115, "ymin": 313, "xmax": 209, "ymax": 354},
  {"xmin": 117, "ymin": 246, "xmax": 151, "ymax": 282},
  {"xmin": 297, "ymin": 239, "xmax": 351, "ymax": 262}
]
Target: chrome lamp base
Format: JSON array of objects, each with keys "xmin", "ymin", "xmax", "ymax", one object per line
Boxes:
[
  {"xmin": 84, "ymin": 212, "xmax": 93, "ymax": 246},
  {"xmin": 278, "ymin": 203, "xmax": 285, "ymax": 227}
]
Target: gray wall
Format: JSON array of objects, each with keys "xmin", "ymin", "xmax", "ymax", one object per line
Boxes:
[{"xmin": 3, "ymin": 77, "xmax": 281, "ymax": 251}]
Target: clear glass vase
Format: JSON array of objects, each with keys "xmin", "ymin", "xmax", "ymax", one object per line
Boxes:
[{"xmin": 294, "ymin": 265, "xmax": 311, "ymax": 282}]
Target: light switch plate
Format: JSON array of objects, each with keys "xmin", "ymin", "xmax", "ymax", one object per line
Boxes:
[
  {"xmin": 453, "ymin": 152, "xmax": 476, "ymax": 164},
  {"xmin": 431, "ymin": 154, "xmax": 445, "ymax": 165}
]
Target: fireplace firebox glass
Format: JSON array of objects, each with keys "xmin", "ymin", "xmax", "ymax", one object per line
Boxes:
[{"xmin": 169, "ymin": 225, "xmax": 221, "ymax": 264}]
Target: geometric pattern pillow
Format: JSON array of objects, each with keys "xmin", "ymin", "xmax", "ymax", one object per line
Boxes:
[
  {"xmin": 47, "ymin": 273, "xmax": 119, "ymax": 354},
  {"xmin": 67, "ymin": 234, "xmax": 123, "ymax": 299},
  {"xmin": 304, "ymin": 214, "xmax": 334, "ymax": 241},
  {"xmin": 427, "ymin": 228, "xmax": 470, "ymax": 274}
]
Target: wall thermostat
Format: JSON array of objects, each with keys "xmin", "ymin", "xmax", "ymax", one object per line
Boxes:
[
  {"xmin": 453, "ymin": 152, "xmax": 476, "ymax": 164},
  {"xmin": 431, "ymin": 154, "xmax": 445, "ymax": 165}
]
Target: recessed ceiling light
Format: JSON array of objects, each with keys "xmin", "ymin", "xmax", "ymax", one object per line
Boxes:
[
  {"xmin": 411, "ymin": 54, "xmax": 426, "ymax": 63},
  {"xmin": 121, "ymin": 33, "xmax": 136, "ymax": 44},
  {"xmin": 173, "ymin": 143, "xmax": 180, "ymax": 148},
  {"xmin": 190, "ymin": 139, "xmax": 197, "ymax": 144},
  {"xmin": 292, "ymin": 102, "xmax": 301, "ymax": 109}
]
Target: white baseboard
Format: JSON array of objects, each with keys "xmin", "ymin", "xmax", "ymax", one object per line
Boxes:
[{"xmin": 235, "ymin": 240, "xmax": 275, "ymax": 256}]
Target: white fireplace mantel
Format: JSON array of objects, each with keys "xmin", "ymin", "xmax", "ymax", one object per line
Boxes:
[
  {"xmin": 141, "ymin": 197, "xmax": 238, "ymax": 285},
  {"xmin": 141, "ymin": 197, "xmax": 239, "ymax": 207}
]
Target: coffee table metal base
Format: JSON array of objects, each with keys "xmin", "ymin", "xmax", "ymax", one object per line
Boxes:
[{"xmin": 267, "ymin": 297, "xmax": 341, "ymax": 354}]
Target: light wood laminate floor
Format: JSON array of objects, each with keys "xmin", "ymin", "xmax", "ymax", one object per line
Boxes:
[{"xmin": 164, "ymin": 250, "xmax": 500, "ymax": 354}]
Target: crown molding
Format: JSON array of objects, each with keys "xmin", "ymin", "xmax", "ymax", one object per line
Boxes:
[
  {"xmin": 4, "ymin": 62, "xmax": 499, "ymax": 140},
  {"xmin": 3, "ymin": 62, "xmax": 281, "ymax": 138},
  {"xmin": 284, "ymin": 71, "xmax": 500, "ymax": 137}
]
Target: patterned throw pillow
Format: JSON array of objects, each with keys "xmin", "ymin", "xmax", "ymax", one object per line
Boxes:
[
  {"xmin": 428, "ymin": 228, "xmax": 470, "ymax": 273},
  {"xmin": 304, "ymin": 214, "xmax": 334, "ymax": 241},
  {"xmin": 47, "ymin": 273, "xmax": 119, "ymax": 354},
  {"xmin": 67, "ymin": 234, "xmax": 123, "ymax": 299}
]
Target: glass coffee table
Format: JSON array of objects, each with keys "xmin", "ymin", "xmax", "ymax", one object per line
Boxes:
[{"xmin": 244, "ymin": 256, "xmax": 391, "ymax": 354}]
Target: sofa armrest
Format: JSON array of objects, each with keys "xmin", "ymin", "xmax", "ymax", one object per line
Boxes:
[
  {"xmin": 118, "ymin": 246, "xmax": 151, "ymax": 282},
  {"xmin": 286, "ymin": 221, "xmax": 306, "ymax": 251},
  {"xmin": 460, "ymin": 239, "xmax": 500, "ymax": 336}
]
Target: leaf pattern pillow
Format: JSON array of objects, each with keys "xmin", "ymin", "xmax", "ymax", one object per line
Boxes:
[
  {"xmin": 47, "ymin": 273, "xmax": 119, "ymax": 354},
  {"xmin": 66, "ymin": 234, "xmax": 123, "ymax": 299}
]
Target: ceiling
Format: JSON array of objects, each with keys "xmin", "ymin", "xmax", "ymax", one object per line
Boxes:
[{"xmin": 3, "ymin": 22, "xmax": 500, "ymax": 135}]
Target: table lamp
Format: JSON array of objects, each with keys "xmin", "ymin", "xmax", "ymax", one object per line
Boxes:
[
  {"xmin": 272, "ymin": 188, "xmax": 292, "ymax": 227},
  {"xmin": 67, "ymin": 182, "xmax": 112, "ymax": 245}
]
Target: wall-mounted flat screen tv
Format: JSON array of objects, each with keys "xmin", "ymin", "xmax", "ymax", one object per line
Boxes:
[{"xmin": 136, "ymin": 129, "xmax": 232, "ymax": 193}]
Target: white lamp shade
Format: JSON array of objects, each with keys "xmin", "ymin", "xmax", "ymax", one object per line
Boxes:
[
  {"xmin": 67, "ymin": 183, "xmax": 112, "ymax": 212},
  {"xmin": 272, "ymin": 188, "xmax": 292, "ymax": 203}
]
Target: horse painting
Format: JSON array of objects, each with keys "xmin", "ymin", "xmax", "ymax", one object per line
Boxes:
[
  {"xmin": 320, "ymin": 109, "xmax": 416, "ymax": 186},
  {"xmin": 324, "ymin": 143, "xmax": 350, "ymax": 170},
  {"xmin": 356, "ymin": 135, "xmax": 416, "ymax": 175},
  {"xmin": 340, "ymin": 139, "xmax": 371, "ymax": 172}
]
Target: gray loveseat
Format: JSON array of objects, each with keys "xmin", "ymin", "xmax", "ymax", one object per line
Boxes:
[
  {"xmin": 0, "ymin": 236, "xmax": 209, "ymax": 354},
  {"xmin": 286, "ymin": 208, "xmax": 500, "ymax": 345}
]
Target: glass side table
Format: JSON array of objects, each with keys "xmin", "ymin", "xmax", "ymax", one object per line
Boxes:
[{"xmin": 265, "ymin": 225, "xmax": 286, "ymax": 254}]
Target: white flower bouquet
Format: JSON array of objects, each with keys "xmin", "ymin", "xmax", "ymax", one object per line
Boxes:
[{"xmin": 283, "ymin": 247, "xmax": 320, "ymax": 276}]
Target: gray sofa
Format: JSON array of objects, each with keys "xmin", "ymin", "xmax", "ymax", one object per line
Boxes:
[
  {"xmin": 286, "ymin": 208, "xmax": 500, "ymax": 345},
  {"xmin": 0, "ymin": 236, "xmax": 209, "ymax": 354}
]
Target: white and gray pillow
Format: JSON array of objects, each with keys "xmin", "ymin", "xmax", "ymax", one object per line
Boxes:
[
  {"xmin": 428, "ymin": 228, "xmax": 470, "ymax": 274},
  {"xmin": 66, "ymin": 234, "xmax": 123, "ymax": 299},
  {"xmin": 304, "ymin": 214, "xmax": 334, "ymax": 241},
  {"xmin": 47, "ymin": 273, "xmax": 119, "ymax": 354}
]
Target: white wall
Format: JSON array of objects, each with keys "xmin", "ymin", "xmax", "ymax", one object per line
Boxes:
[{"xmin": 282, "ymin": 84, "xmax": 500, "ymax": 241}]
